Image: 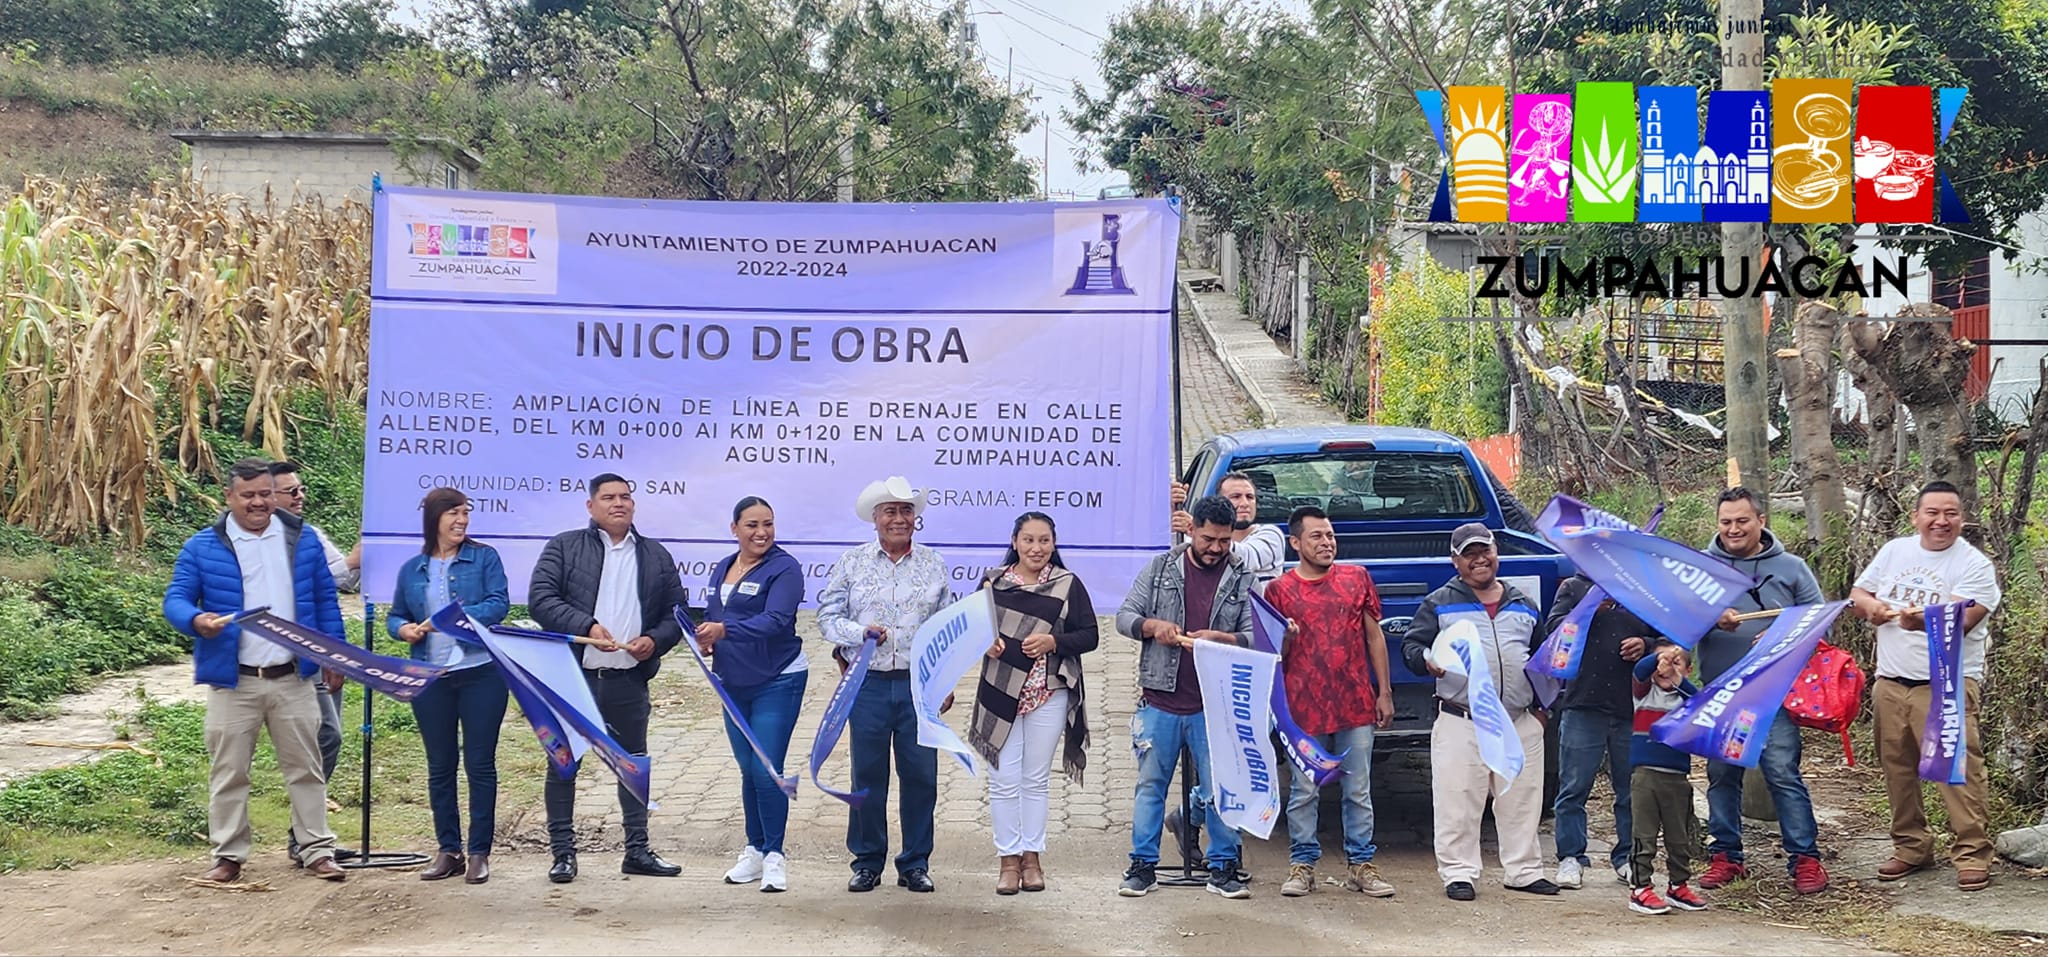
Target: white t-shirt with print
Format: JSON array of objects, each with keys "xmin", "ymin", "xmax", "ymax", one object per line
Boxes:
[{"xmin": 1853, "ymin": 535, "xmax": 2002, "ymax": 680}]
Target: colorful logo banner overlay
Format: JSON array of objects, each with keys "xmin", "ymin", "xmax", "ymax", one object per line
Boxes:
[
  {"xmin": 1422, "ymin": 83, "xmax": 1966, "ymax": 223},
  {"xmin": 1772, "ymin": 78, "xmax": 1854, "ymax": 223},
  {"xmin": 1448, "ymin": 85, "xmax": 1509, "ymax": 222},
  {"xmin": 1571, "ymin": 81, "xmax": 1638, "ymax": 222}
]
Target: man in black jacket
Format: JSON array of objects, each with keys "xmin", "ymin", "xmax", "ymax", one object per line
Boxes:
[
  {"xmin": 529, "ymin": 473, "xmax": 689, "ymax": 884},
  {"xmin": 1542, "ymin": 574, "xmax": 1655, "ymax": 890}
]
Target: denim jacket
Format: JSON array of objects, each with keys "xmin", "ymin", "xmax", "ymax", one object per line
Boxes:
[
  {"xmin": 385, "ymin": 541, "xmax": 511, "ymax": 662},
  {"xmin": 1114, "ymin": 544, "xmax": 1255, "ymax": 693}
]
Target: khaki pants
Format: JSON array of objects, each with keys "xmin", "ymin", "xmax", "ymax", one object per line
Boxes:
[
  {"xmin": 1431, "ymin": 709, "xmax": 1547, "ymax": 887},
  {"xmin": 205, "ymin": 673, "xmax": 334, "ymax": 864},
  {"xmin": 1873, "ymin": 676, "xmax": 1992, "ymax": 871}
]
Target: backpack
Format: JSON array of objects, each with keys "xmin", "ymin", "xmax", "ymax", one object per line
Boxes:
[{"xmin": 1782, "ymin": 640, "xmax": 1867, "ymax": 765}]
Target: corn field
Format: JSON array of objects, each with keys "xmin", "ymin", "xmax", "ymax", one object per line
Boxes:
[{"xmin": 0, "ymin": 177, "xmax": 370, "ymax": 546}]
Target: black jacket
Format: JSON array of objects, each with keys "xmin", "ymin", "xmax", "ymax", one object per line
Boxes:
[
  {"xmin": 1542, "ymin": 575, "xmax": 1661, "ymax": 719},
  {"xmin": 528, "ymin": 522, "xmax": 689, "ymax": 681}
]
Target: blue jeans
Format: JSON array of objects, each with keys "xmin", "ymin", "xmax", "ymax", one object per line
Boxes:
[
  {"xmin": 724, "ymin": 669, "xmax": 809, "ymax": 855},
  {"xmin": 847, "ymin": 672, "xmax": 937, "ymax": 875},
  {"xmin": 1706, "ymin": 710, "xmax": 1819, "ymax": 867},
  {"xmin": 410, "ymin": 664, "xmax": 508, "ymax": 855},
  {"xmin": 1285, "ymin": 724, "xmax": 1378, "ymax": 865},
  {"xmin": 1130, "ymin": 703, "xmax": 1241, "ymax": 869},
  {"xmin": 1553, "ymin": 709, "xmax": 1633, "ymax": 869}
]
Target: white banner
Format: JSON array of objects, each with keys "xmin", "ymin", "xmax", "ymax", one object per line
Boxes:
[
  {"xmin": 363, "ymin": 187, "xmax": 1178, "ymax": 609},
  {"xmin": 908, "ymin": 590, "xmax": 997, "ymax": 776},
  {"xmin": 1431, "ymin": 620, "xmax": 1525, "ymax": 788},
  {"xmin": 1192, "ymin": 640, "xmax": 1283, "ymax": 840}
]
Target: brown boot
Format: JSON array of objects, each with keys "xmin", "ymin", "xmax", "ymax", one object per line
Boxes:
[
  {"xmin": 420, "ymin": 851, "xmax": 465, "ymax": 881},
  {"xmin": 465, "ymin": 854, "xmax": 491, "ymax": 885},
  {"xmin": 996, "ymin": 855, "xmax": 1022, "ymax": 895},
  {"xmin": 200, "ymin": 859, "xmax": 241, "ymax": 883},
  {"xmin": 1019, "ymin": 851, "xmax": 1045, "ymax": 892}
]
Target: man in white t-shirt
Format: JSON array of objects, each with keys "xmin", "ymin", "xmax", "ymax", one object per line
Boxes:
[
  {"xmin": 1170, "ymin": 472, "xmax": 1284, "ymax": 588},
  {"xmin": 1849, "ymin": 480, "xmax": 2002, "ymax": 892}
]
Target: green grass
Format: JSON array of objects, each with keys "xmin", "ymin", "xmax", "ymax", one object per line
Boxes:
[{"xmin": 0, "ymin": 673, "xmax": 551, "ymax": 873}]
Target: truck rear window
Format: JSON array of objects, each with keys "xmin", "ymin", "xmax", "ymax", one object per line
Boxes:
[{"xmin": 1225, "ymin": 452, "xmax": 1485, "ymax": 525}]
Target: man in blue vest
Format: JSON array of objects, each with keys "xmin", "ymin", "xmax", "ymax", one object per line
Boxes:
[{"xmin": 163, "ymin": 457, "xmax": 348, "ymax": 884}]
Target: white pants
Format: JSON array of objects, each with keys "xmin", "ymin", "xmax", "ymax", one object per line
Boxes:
[
  {"xmin": 1430, "ymin": 709, "xmax": 1547, "ymax": 887},
  {"xmin": 989, "ymin": 689, "xmax": 1067, "ymax": 855}
]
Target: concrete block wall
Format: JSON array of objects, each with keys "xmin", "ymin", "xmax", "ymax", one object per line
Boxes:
[{"xmin": 189, "ymin": 141, "xmax": 470, "ymax": 207}]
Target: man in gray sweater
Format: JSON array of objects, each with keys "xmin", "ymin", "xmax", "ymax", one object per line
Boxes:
[{"xmin": 1696, "ymin": 487, "xmax": 1830, "ymax": 895}]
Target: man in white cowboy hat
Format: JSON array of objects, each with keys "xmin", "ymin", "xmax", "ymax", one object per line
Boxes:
[{"xmin": 818, "ymin": 475, "xmax": 953, "ymax": 893}]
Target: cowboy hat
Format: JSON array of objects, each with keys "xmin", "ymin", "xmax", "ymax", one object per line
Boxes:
[{"xmin": 854, "ymin": 476, "xmax": 927, "ymax": 523}]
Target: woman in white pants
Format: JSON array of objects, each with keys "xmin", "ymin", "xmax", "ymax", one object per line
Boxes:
[{"xmin": 968, "ymin": 512, "xmax": 1100, "ymax": 895}]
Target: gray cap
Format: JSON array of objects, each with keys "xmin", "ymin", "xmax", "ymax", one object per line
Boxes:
[{"xmin": 1450, "ymin": 522, "xmax": 1497, "ymax": 554}]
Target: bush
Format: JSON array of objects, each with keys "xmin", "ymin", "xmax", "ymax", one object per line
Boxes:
[
  {"xmin": 0, "ymin": 698, "xmax": 211, "ymax": 844},
  {"xmin": 1368, "ymin": 256, "xmax": 1508, "ymax": 438}
]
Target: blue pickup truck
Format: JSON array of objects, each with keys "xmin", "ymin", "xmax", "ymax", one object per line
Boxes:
[{"xmin": 1181, "ymin": 426, "xmax": 1572, "ymax": 757}]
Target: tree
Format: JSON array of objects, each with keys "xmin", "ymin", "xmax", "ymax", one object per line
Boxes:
[{"xmin": 294, "ymin": 0, "xmax": 424, "ymax": 73}]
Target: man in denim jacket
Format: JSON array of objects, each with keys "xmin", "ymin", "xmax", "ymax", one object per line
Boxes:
[{"xmin": 1114, "ymin": 495, "xmax": 1256, "ymax": 900}]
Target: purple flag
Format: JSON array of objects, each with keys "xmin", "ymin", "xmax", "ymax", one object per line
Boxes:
[
  {"xmin": 1652, "ymin": 600, "xmax": 1847, "ymax": 767},
  {"xmin": 808, "ymin": 631, "xmax": 879, "ymax": 807},
  {"xmin": 1537, "ymin": 498, "xmax": 1753, "ymax": 650},
  {"xmin": 1248, "ymin": 590, "xmax": 1347, "ymax": 788},
  {"xmin": 1918, "ymin": 600, "xmax": 1973, "ymax": 785},
  {"xmin": 233, "ymin": 608, "xmax": 446, "ymax": 701},
  {"xmin": 431, "ymin": 604, "xmax": 655, "ymax": 809},
  {"xmin": 674, "ymin": 606, "xmax": 798, "ymax": 798},
  {"xmin": 1534, "ymin": 503, "xmax": 1668, "ymax": 682}
]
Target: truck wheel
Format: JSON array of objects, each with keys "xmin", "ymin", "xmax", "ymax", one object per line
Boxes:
[{"xmin": 1487, "ymin": 466, "xmax": 1538, "ymax": 535}]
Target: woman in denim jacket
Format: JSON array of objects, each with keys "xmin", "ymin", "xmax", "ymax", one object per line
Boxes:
[
  {"xmin": 386, "ymin": 487, "xmax": 510, "ymax": 885},
  {"xmin": 695, "ymin": 496, "xmax": 808, "ymax": 893}
]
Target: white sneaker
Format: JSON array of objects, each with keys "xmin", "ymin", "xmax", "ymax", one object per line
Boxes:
[
  {"xmin": 724, "ymin": 846, "xmax": 764, "ymax": 884},
  {"xmin": 1555, "ymin": 858, "xmax": 1584, "ymax": 890},
  {"xmin": 761, "ymin": 852, "xmax": 787, "ymax": 893},
  {"xmin": 1616, "ymin": 863, "xmax": 1632, "ymax": 886}
]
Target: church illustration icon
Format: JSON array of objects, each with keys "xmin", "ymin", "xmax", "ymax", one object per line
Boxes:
[{"xmin": 1641, "ymin": 95, "xmax": 1769, "ymax": 208}]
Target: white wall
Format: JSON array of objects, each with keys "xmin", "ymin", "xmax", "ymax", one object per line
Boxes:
[{"xmin": 1983, "ymin": 211, "xmax": 2048, "ymax": 419}]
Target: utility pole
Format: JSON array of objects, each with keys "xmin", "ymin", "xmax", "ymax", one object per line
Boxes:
[
  {"xmin": 1720, "ymin": 0, "xmax": 1769, "ymax": 491},
  {"xmin": 1042, "ymin": 113, "xmax": 1051, "ymax": 201},
  {"xmin": 1006, "ymin": 47, "xmax": 1013, "ymax": 97}
]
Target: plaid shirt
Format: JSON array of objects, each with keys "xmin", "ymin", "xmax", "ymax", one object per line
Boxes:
[{"xmin": 816, "ymin": 540, "xmax": 951, "ymax": 672}]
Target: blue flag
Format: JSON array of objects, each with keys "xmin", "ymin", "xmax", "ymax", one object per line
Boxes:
[
  {"xmin": 1918, "ymin": 600, "xmax": 1973, "ymax": 785},
  {"xmin": 1531, "ymin": 499, "xmax": 1668, "ymax": 681},
  {"xmin": 233, "ymin": 608, "xmax": 446, "ymax": 702},
  {"xmin": 1248, "ymin": 590, "xmax": 1347, "ymax": 788},
  {"xmin": 808, "ymin": 633, "xmax": 878, "ymax": 807},
  {"xmin": 674, "ymin": 606, "xmax": 798, "ymax": 798},
  {"xmin": 1652, "ymin": 600, "xmax": 1847, "ymax": 767},
  {"xmin": 430, "ymin": 604, "xmax": 656, "ymax": 810},
  {"xmin": 1537, "ymin": 497, "xmax": 1753, "ymax": 650}
]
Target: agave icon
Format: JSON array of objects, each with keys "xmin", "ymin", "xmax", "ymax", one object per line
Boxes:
[{"xmin": 1574, "ymin": 119, "xmax": 1638, "ymax": 206}]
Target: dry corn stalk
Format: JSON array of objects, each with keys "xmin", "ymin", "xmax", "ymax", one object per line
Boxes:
[{"xmin": 0, "ymin": 175, "xmax": 370, "ymax": 545}]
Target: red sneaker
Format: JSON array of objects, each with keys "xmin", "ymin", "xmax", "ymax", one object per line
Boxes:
[
  {"xmin": 1697, "ymin": 853, "xmax": 1748, "ymax": 890},
  {"xmin": 1791, "ymin": 855, "xmax": 1830, "ymax": 895},
  {"xmin": 1629, "ymin": 885, "xmax": 1670, "ymax": 915},
  {"xmin": 1666, "ymin": 883, "xmax": 1707, "ymax": 911}
]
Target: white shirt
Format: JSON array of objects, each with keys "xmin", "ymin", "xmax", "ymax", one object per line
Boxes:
[
  {"xmin": 1854, "ymin": 535, "xmax": 2003, "ymax": 680},
  {"xmin": 720, "ymin": 582, "xmax": 809, "ymax": 675},
  {"xmin": 584, "ymin": 530, "xmax": 644, "ymax": 670},
  {"xmin": 226, "ymin": 516, "xmax": 297, "ymax": 668},
  {"xmin": 1235, "ymin": 524, "xmax": 1285, "ymax": 584},
  {"xmin": 309, "ymin": 522, "xmax": 359, "ymax": 593}
]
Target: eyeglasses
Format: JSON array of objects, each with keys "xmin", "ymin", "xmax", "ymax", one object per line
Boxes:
[{"xmin": 279, "ymin": 486, "xmax": 307, "ymax": 499}]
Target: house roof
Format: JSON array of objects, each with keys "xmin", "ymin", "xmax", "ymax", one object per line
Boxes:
[{"xmin": 168, "ymin": 130, "xmax": 482, "ymax": 171}]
